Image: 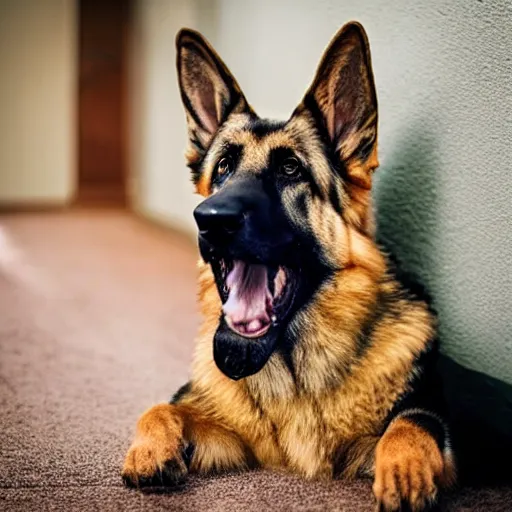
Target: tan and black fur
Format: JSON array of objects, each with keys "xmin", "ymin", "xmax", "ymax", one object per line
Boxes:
[{"xmin": 122, "ymin": 22, "xmax": 456, "ymax": 511}]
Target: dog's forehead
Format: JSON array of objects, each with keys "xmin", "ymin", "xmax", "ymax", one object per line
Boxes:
[
  {"xmin": 206, "ymin": 114, "xmax": 312, "ymax": 172},
  {"xmin": 197, "ymin": 112, "xmax": 333, "ymax": 197}
]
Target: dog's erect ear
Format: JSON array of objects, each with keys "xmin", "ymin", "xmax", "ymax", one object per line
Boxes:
[
  {"xmin": 297, "ymin": 22, "xmax": 378, "ymax": 189},
  {"xmin": 176, "ymin": 29, "xmax": 253, "ymax": 174}
]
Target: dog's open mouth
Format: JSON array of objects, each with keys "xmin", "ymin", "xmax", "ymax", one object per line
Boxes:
[{"xmin": 214, "ymin": 259, "xmax": 296, "ymax": 339}]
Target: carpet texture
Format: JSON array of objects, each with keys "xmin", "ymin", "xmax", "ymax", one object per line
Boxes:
[{"xmin": 0, "ymin": 210, "xmax": 510, "ymax": 511}]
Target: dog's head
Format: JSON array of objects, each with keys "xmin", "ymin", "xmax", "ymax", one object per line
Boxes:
[{"xmin": 176, "ymin": 22, "xmax": 379, "ymax": 380}]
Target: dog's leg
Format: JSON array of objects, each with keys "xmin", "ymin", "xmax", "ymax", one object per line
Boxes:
[
  {"xmin": 122, "ymin": 383, "xmax": 252, "ymax": 488},
  {"xmin": 373, "ymin": 409, "xmax": 456, "ymax": 511}
]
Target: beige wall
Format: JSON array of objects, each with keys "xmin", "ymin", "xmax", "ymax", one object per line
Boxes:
[
  {"xmin": 130, "ymin": 0, "xmax": 511, "ymax": 384},
  {"xmin": 0, "ymin": 0, "xmax": 77, "ymax": 204},
  {"xmin": 129, "ymin": 0, "xmax": 202, "ymax": 232}
]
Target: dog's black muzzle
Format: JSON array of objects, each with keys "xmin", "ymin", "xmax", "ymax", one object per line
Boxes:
[
  {"xmin": 193, "ymin": 175, "xmax": 295, "ymax": 379},
  {"xmin": 194, "ymin": 175, "xmax": 293, "ymax": 264}
]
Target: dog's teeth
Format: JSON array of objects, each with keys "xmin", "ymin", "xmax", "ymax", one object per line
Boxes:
[{"xmin": 274, "ymin": 267, "xmax": 287, "ymax": 298}]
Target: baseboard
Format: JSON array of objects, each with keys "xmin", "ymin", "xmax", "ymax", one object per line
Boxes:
[
  {"xmin": 132, "ymin": 205, "xmax": 197, "ymax": 247},
  {"xmin": 0, "ymin": 198, "xmax": 72, "ymax": 213}
]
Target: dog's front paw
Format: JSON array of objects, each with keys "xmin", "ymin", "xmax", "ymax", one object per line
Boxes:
[
  {"xmin": 121, "ymin": 403, "xmax": 189, "ymax": 488},
  {"xmin": 122, "ymin": 437, "xmax": 188, "ymax": 488},
  {"xmin": 373, "ymin": 418, "xmax": 447, "ymax": 511}
]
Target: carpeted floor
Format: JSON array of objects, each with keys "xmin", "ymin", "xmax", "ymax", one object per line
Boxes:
[{"xmin": 0, "ymin": 210, "xmax": 510, "ymax": 511}]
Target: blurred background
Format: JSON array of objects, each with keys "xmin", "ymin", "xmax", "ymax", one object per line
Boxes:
[{"xmin": 0, "ymin": 0, "xmax": 510, "ymax": 434}]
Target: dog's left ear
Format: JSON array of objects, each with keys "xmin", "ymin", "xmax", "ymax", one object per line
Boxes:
[{"xmin": 296, "ymin": 22, "xmax": 378, "ymax": 189}]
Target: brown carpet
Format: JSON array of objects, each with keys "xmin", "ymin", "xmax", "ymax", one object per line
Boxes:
[{"xmin": 0, "ymin": 210, "xmax": 510, "ymax": 511}]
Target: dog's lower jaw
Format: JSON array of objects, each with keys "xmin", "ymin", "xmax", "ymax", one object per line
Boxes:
[{"xmin": 213, "ymin": 318, "xmax": 280, "ymax": 380}]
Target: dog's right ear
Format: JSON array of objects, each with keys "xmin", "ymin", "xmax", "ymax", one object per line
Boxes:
[{"xmin": 176, "ymin": 29, "xmax": 253, "ymax": 178}]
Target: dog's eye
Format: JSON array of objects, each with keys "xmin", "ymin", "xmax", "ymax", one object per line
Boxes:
[
  {"xmin": 280, "ymin": 157, "xmax": 300, "ymax": 177},
  {"xmin": 217, "ymin": 157, "xmax": 233, "ymax": 177}
]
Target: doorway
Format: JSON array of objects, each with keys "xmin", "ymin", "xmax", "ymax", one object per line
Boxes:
[{"xmin": 77, "ymin": 0, "xmax": 130, "ymax": 206}]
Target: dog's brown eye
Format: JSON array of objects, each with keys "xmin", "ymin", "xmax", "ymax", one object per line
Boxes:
[
  {"xmin": 280, "ymin": 157, "xmax": 300, "ymax": 177},
  {"xmin": 217, "ymin": 157, "xmax": 233, "ymax": 177}
]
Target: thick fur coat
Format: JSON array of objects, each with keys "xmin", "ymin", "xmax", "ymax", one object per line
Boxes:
[{"xmin": 122, "ymin": 22, "xmax": 456, "ymax": 511}]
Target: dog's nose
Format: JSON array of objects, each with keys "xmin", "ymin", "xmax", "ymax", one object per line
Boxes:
[{"xmin": 194, "ymin": 201, "xmax": 245, "ymax": 244}]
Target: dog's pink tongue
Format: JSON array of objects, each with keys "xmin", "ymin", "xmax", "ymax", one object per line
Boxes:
[{"xmin": 223, "ymin": 261, "xmax": 271, "ymax": 335}]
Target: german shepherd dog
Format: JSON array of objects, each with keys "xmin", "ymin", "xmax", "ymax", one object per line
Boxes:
[{"xmin": 122, "ymin": 22, "xmax": 457, "ymax": 511}]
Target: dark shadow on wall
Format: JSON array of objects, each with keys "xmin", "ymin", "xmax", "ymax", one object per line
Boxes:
[
  {"xmin": 373, "ymin": 122, "xmax": 441, "ymax": 291},
  {"xmin": 373, "ymin": 122, "xmax": 512, "ymax": 485}
]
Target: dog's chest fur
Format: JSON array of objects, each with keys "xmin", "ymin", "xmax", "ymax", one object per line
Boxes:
[
  {"xmin": 192, "ymin": 264, "xmax": 434, "ymax": 478},
  {"xmin": 242, "ymin": 343, "xmax": 421, "ymax": 477}
]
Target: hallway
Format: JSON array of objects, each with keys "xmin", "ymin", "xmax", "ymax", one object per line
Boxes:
[{"xmin": 0, "ymin": 211, "xmax": 509, "ymax": 511}]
